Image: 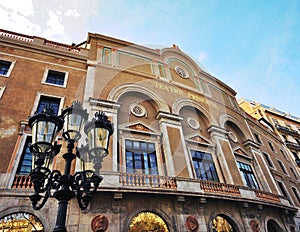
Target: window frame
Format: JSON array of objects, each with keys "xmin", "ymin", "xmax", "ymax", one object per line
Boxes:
[
  {"xmin": 277, "ymin": 160, "xmax": 288, "ymax": 175},
  {"xmin": 291, "ymin": 187, "xmax": 300, "ymax": 204},
  {"xmin": 253, "ymin": 133, "xmax": 262, "ymax": 144},
  {"xmin": 16, "ymin": 136, "xmax": 32, "ymax": 175},
  {"xmin": 276, "ymin": 180, "xmax": 292, "ymax": 205},
  {"xmin": 31, "ymin": 92, "xmax": 65, "ymax": 116},
  {"xmin": 125, "ymin": 139, "xmax": 158, "ymax": 175},
  {"xmin": 190, "ymin": 149, "xmax": 219, "ymax": 181},
  {"xmin": 119, "ymin": 128, "xmax": 163, "ymax": 175},
  {"xmin": 0, "ymin": 59, "xmax": 15, "ymax": 77},
  {"xmin": 41, "ymin": 68, "xmax": 68, "ymax": 88},
  {"xmin": 263, "ymin": 152, "xmax": 274, "ymax": 168},
  {"xmin": 268, "ymin": 141, "xmax": 276, "ymax": 152},
  {"xmin": 237, "ymin": 161, "xmax": 260, "ymax": 189}
]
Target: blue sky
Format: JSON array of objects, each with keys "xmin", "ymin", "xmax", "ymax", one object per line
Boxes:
[{"xmin": 1, "ymin": 0, "xmax": 299, "ymax": 116}]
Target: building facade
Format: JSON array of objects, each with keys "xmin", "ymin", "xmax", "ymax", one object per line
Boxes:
[
  {"xmin": 0, "ymin": 29, "xmax": 299, "ymax": 232},
  {"xmin": 239, "ymin": 99, "xmax": 300, "ymax": 170}
]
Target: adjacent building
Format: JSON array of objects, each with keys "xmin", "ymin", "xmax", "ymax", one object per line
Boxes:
[
  {"xmin": 239, "ymin": 99, "xmax": 300, "ymax": 171},
  {"xmin": 0, "ymin": 28, "xmax": 299, "ymax": 232}
]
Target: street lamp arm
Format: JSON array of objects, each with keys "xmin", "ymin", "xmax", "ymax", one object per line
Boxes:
[
  {"xmin": 30, "ymin": 169, "xmax": 62, "ymax": 210},
  {"xmin": 72, "ymin": 171, "xmax": 103, "ymax": 210}
]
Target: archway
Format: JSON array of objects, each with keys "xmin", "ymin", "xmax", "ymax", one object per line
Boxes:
[
  {"xmin": 267, "ymin": 219, "xmax": 284, "ymax": 232},
  {"xmin": 212, "ymin": 214, "xmax": 238, "ymax": 232},
  {"xmin": 129, "ymin": 211, "xmax": 169, "ymax": 232},
  {"xmin": 0, "ymin": 211, "xmax": 44, "ymax": 231}
]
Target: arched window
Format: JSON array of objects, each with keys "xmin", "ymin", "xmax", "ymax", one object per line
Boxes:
[
  {"xmin": 0, "ymin": 212, "xmax": 44, "ymax": 231},
  {"xmin": 212, "ymin": 215, "xmax": 237, "ymax": 232},
  {"xmin": 129, "ymin": 212, "xmax": 169, "ymax": 232}
]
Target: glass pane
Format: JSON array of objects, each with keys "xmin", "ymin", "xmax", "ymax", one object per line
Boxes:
[
  {"xmin": 95, "ymin": 128, "xmax": 109, "ymax": 149},
  {"xmin": 148, "ymin": 143, "xmax": 155, "ymax": 151},
  {"xmin": 133, "ymin": 141, "xmax": 140, "ymax": 149},
  {"xmin": 141, "ymin": 142, "xmax": 147, "ymax": 150},
  {"xmin": 126, "ymin": 140, "xmax": 132, "ymax": 148}
]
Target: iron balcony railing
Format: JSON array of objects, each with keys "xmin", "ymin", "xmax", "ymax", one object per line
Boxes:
[
  {"xmin": 286, "ymin": 141, "xmax": 300, "ymax": 151},
  {"xmin": 276, "ymin": 124, "xmax": 300, "ymax": 138}
]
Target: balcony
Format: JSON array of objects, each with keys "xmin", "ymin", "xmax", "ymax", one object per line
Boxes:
[
  {"xmin": 276, "ymin": 124, "xmax": 300, "ymax": 138},
  {"xmin": 285, "ymin": 141, "xmax": 300, "ymax": 151},
  {"xmin": 119, "ymin": 173, "xmax": 177, "ymax": 189},
  {"xmin": 12, "ymin": 175, "xmax": 33, "ymax": 189},
  {"xmin": 11, "ymin": 173, "xmax": 284, "ymax": 206},
  {"xmin": 199, "ymin": 180, "xmax": 240, "ymax": 196},
  {"xmin": 254, "ymin": 189, "xmax": 281, "ymax": 203}
]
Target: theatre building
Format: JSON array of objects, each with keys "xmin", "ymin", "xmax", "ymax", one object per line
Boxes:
[{"xmin": 0, "ymin": 28, "xmax": 299, "ymax": 232}]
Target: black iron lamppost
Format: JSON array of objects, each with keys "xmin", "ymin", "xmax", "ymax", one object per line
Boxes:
[{"xmin": 28, "ymin": 101, "xmax": 113, "ymax": 232}]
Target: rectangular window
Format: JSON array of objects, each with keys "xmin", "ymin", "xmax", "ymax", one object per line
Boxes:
[
  {"xmin": 277, "ymin": 181, "xmax": 288, "ymax": 197},
  {"xmin": 158, "ymin": 63, "xmax": 166, "ymax": 78},
  {"xmin": 0, "ymin": 60, "xmax": 12, "ymax": 76},
  {"xmin": 290, "ymin": 167, "xmax": 298, "ymax": 179},
  {"xmin": 277, "ymin": 160, "xmax": 287, "ymax": 174},
  {"xmin": 191, "ymin": 150, "xmax": 219, "ymax": 181},
  {"xmin": 263, "ymin": 153, "xmax": 274, "ymax": 168},
  {"xmin": 46, "ymin": 70, "xmax": 66, "ymax": 86},
  {"xmin": 237, "ymin": 161, "xmax": 259, "ymax": 189},
  {"xmin": 125, "ymin": 140, "xmax": 158, "ymax": 175},
  {"xmin": 37, "ymin": 96, "xmax": 61, "ymax": 115},
  {"xmin": 16, "ymin": 138, "xmax": 32, "ymax": 175},
  {"xmin": 102, "ymin": 47, "xmax": 112, "ymax": 64},
  {"xmin": 292, "ymin": 152, "xmax": 299, "ymax": 160},
  {"xmin": 292, "ymin": 187, "xmax": 300, "ymax": 204},
  {"xmin": 268, "ymin": 142, "xmax": 275, "ymax": 152},
  {"xmin": 253, "ymin": 133, "xmax": 261, "ymax": 144}
]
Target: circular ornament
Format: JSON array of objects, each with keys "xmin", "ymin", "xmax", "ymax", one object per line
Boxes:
[
  {"xmin": 91, "ymin": 215, "xmax": 109, "ymax": 232},
  {"xmin": 130, "ymin": 103, "xmax": 146, "ymax": 117},
  {"xmin": 228, "ymin": 131, "xmax": 238, "ymax": 143},
  {"xmin": 175, "ymin": 66, "xmax": 189, "ymax": 79},
  {"xmin": 187, "ymin": 116, "xmax": 200, "ymax": 130}
]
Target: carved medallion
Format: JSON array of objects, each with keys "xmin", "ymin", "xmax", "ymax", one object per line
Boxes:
[
  {"xmin": 249, "ymin": 219, "xmax": 260, "ymax": 232},
  {"xmin": 186, "ymin": 216, "xmax": 199, "ymax": 232},
  {"xmin": 91, "ymin": 215, "xmax": 109, "ymax": 232},
  {"xmin": 187, "ymin": 116, "xmax": 200, "ymax": 130},
  {"xmin": 175, "ymin": 66, "xmax": 189, "ymax": 79},
  {"xmin": 130, "ymin": 103, "xmax": 147, "ymax": 117}
]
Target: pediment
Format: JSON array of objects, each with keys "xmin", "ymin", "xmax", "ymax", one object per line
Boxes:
[
  {"xmin": 119, "ymin": 121, "xmax": 159, "ymax": 135},
  {"xmin": 186, "ymin": 133, "xmax": 211, "ymax": 145},
  {"xmin": 234, "ymin": 147, "xmax": 249, "ymax": 157}
]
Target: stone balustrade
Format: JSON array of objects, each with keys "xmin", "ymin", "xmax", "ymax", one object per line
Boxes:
[
  {"xmin": 12, "ymin": 175, "xmax": 33, "ymax": 189},
  {"xmin": 119, "ymin": 173, "xmax": 177, "ymax": 189},
  {"xmin": 11, "ymin": 173, "xmax": 282, "ymax": 205},
  {"xmin": 0, "ymin": 29, "xmax": 80, "ymax": 54}
]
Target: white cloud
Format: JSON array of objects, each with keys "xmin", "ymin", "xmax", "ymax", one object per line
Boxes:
[
  {"xmin": 64, "ymin": 9, "xmax": 80, "ymax": 18},
  {"xmin": 1, "ymin": 0, "xmax": 34, "ymax": 17},
  {"xmin": 42, "ymin": 10, "xmax": 65, "ymax": 40},
  {"xmin": 0, "ymin": 0, "xmax": 41, "ymax": 35},
  {"xmin": 198, "ymin": 51, "xmax": 207, "ymax": 62},
  {"xmin": 0, "ymin": 0, "xmax": 99, "ymax": 44}
]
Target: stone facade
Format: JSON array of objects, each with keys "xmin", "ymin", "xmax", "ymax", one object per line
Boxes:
[{"xmin": 0, "ymin": 29, "xmax": 299, "ymax": 231}]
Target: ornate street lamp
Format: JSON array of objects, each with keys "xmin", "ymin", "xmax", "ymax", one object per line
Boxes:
[{"xmin": 28, "ymin": 101, "xmax": 113, "ymax": 232}]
